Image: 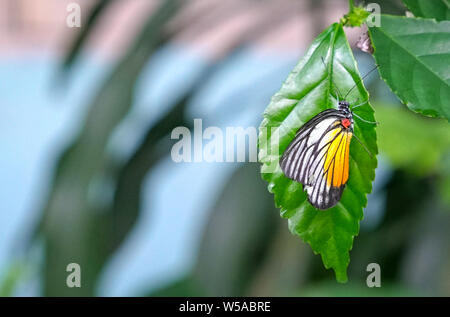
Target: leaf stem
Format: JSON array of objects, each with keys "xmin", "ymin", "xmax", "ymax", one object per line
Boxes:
[
  {"xmin": 348, "ymin": 0, "xmax": 355, "ymax": 11},
  {"xmin": 341, "ymin": 0, "xmax": 355, "ymax": 26},
  {"xmin": 341, "ymin": 0, "xmax": 369, "ymax": 27}
]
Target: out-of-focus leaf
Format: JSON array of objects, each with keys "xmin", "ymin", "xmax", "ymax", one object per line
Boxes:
[
  {"xmin": 258, "ymin": 23, "xmax": 377, "ymax": 282},
  {"xmin": 39, "ymin": 0, "xmax": 183, "ymax": 296},
  {"xmin": 402, "ymin": 0, "xmax": 450, "ymax": 21},
  {"xmin": 369, "ymin": 15, "xmax": 450, "ymax": 120},
  {"xmin": 193, "ymin": 163, "xmax": 278, "ymax": 296},
  {"xmin": 375, "ymin": 102, "xmax": 450, "ymax": 175}
]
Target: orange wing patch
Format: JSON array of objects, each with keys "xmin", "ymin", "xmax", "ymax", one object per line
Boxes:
[{"xmin": 324, "ymin": 131, "xmax": 352, "ymax": 187}]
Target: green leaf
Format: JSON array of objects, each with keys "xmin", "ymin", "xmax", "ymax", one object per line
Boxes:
[
  {"xmin": 402, "ymin": 0, "xmax": 450, "ymax": 21},
  {"xmin": 368, "ymin": 15, "xmax": 450, "ymax": 120},
  {"xmin": 258, "ymin": 23, "xmax": 377, "ymax": 283}
]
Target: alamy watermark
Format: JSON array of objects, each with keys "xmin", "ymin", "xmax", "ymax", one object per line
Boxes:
[
  {"xmin": 66, "ymin": 263, "xmax": 81, "ymax": 288},
  {"xmin": 365, "ymin": 3, "xmax": 381, "ymax": 27},
  {"xmin": 171, "ymin": 119, "xmax": 260, "ymax": 164},
  {"xmin": 170, "ymin": 119, "xmax": 281, "ymax": 172},
  {"xmin": 66, "ymin": 2, "xmax": 81, "ymax": 28},
  {"xmin": 366, "ymin": 262, "xmax": 381, "ymax": 287}
]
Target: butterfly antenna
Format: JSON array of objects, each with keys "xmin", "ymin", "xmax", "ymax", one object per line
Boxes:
[
  {"xmin": 344, "ymin": 64, "xmax": 379, "ymax": 100},
  {"xmin": 352, "ymin": 134, "xmax": 373, "ymax": 158},
  {"xmin": 351, "ymin": 99, "xmax": 368, "ymax": 110},
  {"xmin": 353, "ymin": 112, "xmax": 379, "ymax": 125}
]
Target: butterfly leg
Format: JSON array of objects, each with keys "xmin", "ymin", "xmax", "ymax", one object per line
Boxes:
[{"xmin": 352, "ymin": 133, "xmax": 374, "ymax": 158}]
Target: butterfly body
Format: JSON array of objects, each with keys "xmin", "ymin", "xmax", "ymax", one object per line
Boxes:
[{"xmin": 280, "ymin": 101, "xmax": 355, "ymax": 210}]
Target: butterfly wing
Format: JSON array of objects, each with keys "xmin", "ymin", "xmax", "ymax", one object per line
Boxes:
[{"xmin": 280, "ymin": 109, "xmax": 352, "ymax": 210}]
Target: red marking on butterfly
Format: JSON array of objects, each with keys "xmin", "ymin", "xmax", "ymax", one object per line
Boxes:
[{"xmin": 341, "ymin": 118, "xmax": 351, "ymax": 129}]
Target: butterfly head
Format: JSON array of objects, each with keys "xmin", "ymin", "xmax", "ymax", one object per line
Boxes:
[
  {"xmin": 338, "ymin": 100, "xmax": 350, "ymax": 111},
  {"xmin": 337, "ymin": 100, "xmax": 353, "ymax": 129}
]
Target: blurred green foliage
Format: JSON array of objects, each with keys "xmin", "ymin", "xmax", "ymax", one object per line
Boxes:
[
  {"xmin": 375, "ymin": 103, "xmax": 450, "ymax": 175},
  {"xmin": 38, "ymin": 0, "xmax": 185, "ymax": 296}
]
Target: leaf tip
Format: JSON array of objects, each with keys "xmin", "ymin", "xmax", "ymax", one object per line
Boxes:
[{"xmin": 335, "ymin": 269, "xmax": 349, "ymax": 283}]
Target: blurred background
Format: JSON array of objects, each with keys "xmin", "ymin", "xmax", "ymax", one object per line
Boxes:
[{"xmin": 0, "ymin": 0, "xmax": 449, "ymax": 297}]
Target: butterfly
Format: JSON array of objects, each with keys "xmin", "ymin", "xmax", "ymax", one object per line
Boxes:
[{"xmin": 279, "ymin": 66, "xmax": 377, "ymax": 210}]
